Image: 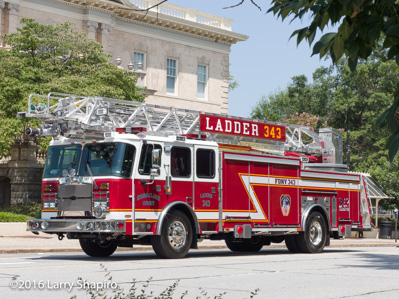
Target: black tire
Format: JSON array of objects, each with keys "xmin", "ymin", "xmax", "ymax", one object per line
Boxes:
[
  {"xmin": 152, "ymin": 210, "xmax": 192, "ymax": 259},
  {"xmin": 79, "ymin": 239, "xmax": 117, "ymax": 257},
  {"xmin": 269, "ymin": 236, "xmax": 285, "ymax": 244},
  {"xmin": 263, "ymin": 237, "xmax": 271, "ymax": 246},
  {"xmin": 237, "ymin": 236, "xmax": 264, "ymax": 252},
  {"xmin": 225, "ymin": 240, "xmax": 241, "ymax": 252},
  {"xmin": 285, "ymin": 235, "xmax": 300, "ymax": 253},
  {"xmin": 296, "ymin": 211, "xmax": 327, "ymax": 253}
]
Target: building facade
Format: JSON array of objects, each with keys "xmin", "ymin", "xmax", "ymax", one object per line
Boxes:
[
  {"xmin": 0, "ymin": 0, "xmax": 247, "ymax": 114},
  {"xmin": 0, "ymin": 0, "xmax": 247, "ymax": 206}
]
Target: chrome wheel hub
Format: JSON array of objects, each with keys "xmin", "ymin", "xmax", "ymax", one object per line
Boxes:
[
  {"xmin": 167, "ymin": 220, "xmax": 187, "ymax": 249},
  {"xmin": 309, "ymin": 220, "xmax": 322, "ymax": 246}
]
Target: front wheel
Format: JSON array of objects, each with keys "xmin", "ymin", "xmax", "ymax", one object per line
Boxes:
[
  {"xmin": 296, "ymin": 211, "xmax": 327, "ymax": 253},
  {"xmin": 152, "ymin": 210, "xmax": 192, "ymax": 259},
  {"xmin": 79, "ymin": 239, "xmax": 117, "ymax": 257}
]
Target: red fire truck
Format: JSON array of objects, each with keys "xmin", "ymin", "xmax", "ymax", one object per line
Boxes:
[{"xmin": 20, "ymin": 93, "xmax": 374, "ymax": 258}]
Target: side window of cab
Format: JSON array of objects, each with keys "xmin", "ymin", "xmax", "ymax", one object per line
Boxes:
[
  {"xmin": 171, "ymin": 147, "xmax": 191, "ymax": 177},
  {"xmin": 138, "ymin": 143, "xmax": 162, "ymax": 175}
]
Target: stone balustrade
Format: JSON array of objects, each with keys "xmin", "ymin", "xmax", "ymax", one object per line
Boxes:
[{"xmin": 129, "ymin": 0, "xmax": 233, "ymax": 31}]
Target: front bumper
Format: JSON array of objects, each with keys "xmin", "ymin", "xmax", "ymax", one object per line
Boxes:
[{"xmin": 27, "ymin": 219, "xmax": 126, "ymax": 233}]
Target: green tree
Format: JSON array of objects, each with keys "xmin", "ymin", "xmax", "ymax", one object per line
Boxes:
[
  {"xmin": 251, "ymin": 54, "xmax": 399, "ymax": 209},
  {"xmin": 229, "ymin": 70, "xmax": 239, "ymax": 91},
  {"xmin": 250, "ymin": 90, "xmax": 291, "ymax": 121},
  {"xmin": 267, "ymin": 0, "xmax": 399, "ymax": 161},
  {"xmin": 0, "ymin": 19, "xmax": 143, "ymax": 158}
]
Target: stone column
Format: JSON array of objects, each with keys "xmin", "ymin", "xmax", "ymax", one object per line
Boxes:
[
  {"xmin": 8, "ymin": 140, "xmax": 43, "ymax": 205},
  {"xmin": 84, "ymin": 20, "xmax": 99, "ymax": 41},
  {"xmin": 99, "ymin": 23, "xmax": 112, "ymax": 54},
  {"xmin": 0, "ymin": 1, "xmax": 5, "ymax": 43},
  {"xmin": 6, "ymin": 2, "xmax": 20, "ymax": 34}
]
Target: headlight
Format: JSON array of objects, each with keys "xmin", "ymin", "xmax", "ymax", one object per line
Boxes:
[
  {"xmin": 40, "ymin": 221, "xmax": 49, "ymax": 230},
  {"xmin": 77, "ymin": 222, "xmax": 84, "ymax": 230},
  {"xmin": 94, "ymin": 206, "xmax": 104, "ymax": 218},
  {"xmin": 86, "ymin": 222, "xmax": 94, "ymax": 230}
]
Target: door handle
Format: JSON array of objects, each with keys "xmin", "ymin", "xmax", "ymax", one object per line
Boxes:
[{"xmin": 186, "ymin": 197, "xmax": 193, "ymax": 205}]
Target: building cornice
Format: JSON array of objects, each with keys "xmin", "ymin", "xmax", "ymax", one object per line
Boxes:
[{"xmin": 27, "ymin": 0, "xmax": 248, "ymax": 45}]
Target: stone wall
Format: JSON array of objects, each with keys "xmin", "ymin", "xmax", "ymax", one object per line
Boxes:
[{"xmin": 0, "ymin": 140, "xmax": 43, "ymax": 206}]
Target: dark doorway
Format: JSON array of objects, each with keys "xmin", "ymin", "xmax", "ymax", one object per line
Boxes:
[{"xmin": 0, "ymin": 177, "xmax": 11, "ymax": 207}]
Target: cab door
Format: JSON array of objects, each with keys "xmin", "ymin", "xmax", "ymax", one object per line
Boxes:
[
  {"xmin": 194, "ymin": 145, "xmax": 219, "ymax": 232},
  {"xmin": 166, "ymin": 144, "xmax": 194, "ymax": 207},
  {"xmin": 134, "ymin": 142, "xmax": 165, "ymax": 233}
]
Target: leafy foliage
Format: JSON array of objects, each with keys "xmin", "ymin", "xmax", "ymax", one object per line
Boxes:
[
  {"xmin": 284, "ymin": 112, "xmax": 328, "ymax": 131},
  {"xmin": 229, "ymin": 73, "xmax": 239, "ymax": 91},
  {"xmin": 0, "ymin": 19, "xmax": 143, "ymax": 158},
  {"xmin": 268, "ymin": 0, "xmax": 399, "ymax": 161},
  {"xmin": 251, "ymin": 53, "xmax": 399, "ymax": 209},
  {"xmin": 0, "ymin": 212, "xmax": 29, "ymax": 222},
  {"xmin": 0, "ymin": 202, "xmax": 41, "ymax": 218}
]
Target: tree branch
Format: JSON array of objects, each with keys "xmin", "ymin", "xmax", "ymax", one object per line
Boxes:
[
  {"xmin": 223, "ymin": 0, "xmax": 244, "ymax": 9},
  {"xmin": 119, "ymin": 0, "xmax": 168, "ymax": 12},
  {"xmin": 223, "ymin": 0, "xmax": 261, "ymax": 11}
]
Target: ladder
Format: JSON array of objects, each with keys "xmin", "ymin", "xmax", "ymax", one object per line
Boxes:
[{"xmin": 18, "ymin": 92, "xmax": 328, "ymax": 156}]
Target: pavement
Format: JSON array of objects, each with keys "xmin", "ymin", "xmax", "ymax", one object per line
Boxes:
[{"xmin": 0, "ymin": 233, "xmax": 398, "ymax": 254}]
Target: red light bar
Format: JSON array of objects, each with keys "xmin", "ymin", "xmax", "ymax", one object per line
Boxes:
[
  {"xmin": 182, "ymin": 134, "xmax": 207, "ymax": 140},
  {"xmin": 116, "ymin": 127, "xmax": 147, "ymax": 134}
]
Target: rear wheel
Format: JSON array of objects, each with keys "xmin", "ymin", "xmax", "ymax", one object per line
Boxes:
[
  {"xmin": 269, "ymin": 236, "xmax": 284, "ymax": 244},
  {"xmin": 285, "ymin": 235, "xmax": 300, "ymax": 253},
  {"xmin": 237, "ymin": 236, "xmax": 265, "ymax": 252},
  {"xmin": 225, "ymin": 236, "xmax": 265, "ymax": 252},
  {"xmin": 152, "ymin": 210, "xmax": 192, "ymax": 259},
  {"xmin": 225, "ymin": 240, "xmax": 241, "ymax": 252},
  {"xmin": 296, "ymin": 211, "xmax": 327, "ymax": 253},
  {"xmin": 79, "ymin": 239, "xmax": 117, "ymax": 257}
]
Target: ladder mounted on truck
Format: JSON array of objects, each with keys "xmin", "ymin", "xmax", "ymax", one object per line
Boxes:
[{"xmin": 18, "ymin": 92, "xmax": 336, "ymax": 158}]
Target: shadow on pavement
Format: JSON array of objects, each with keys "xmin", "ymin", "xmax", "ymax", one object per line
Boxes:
[{"xmin": 28, "ymin": 247, "xmax": 359, "ymax": 262}]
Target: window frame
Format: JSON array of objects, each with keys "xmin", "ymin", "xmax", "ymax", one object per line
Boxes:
[
  {"xmin": 133, "ymin": 51, "xmax": 146, "ymax": 71},
  {"xmin": 171, "ymin": 146, "xmax": 191, "ymax": 178},
  {"xmin": 197, "ymin": 64, "xmax": 208, "ymax": 99},
  {"xmin": 138, "ymin": 143, "xmax": 162, "ymax": 175},
  {"xmin": 196, "ymin": 148, "xmax": 215, "ymax": 179},
  {"xmin": 166, "ymin": 58, "xmax": 178, "ymax": 95}
]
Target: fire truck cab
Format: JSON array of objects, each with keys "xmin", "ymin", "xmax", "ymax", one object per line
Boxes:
[{"xmin": 21, "ymin": 93, "xmax": 374, "ymax": 258}]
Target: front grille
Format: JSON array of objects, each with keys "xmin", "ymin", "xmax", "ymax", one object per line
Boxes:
[
  {"xmin": 57, "ymin": 183, "xmax": 92, "ymax": 199},
  {"xmin": 57, "ymin": 183, "xmax": 92, "ymax": 216}
]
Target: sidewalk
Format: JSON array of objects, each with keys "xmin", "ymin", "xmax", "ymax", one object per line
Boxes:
[{"xmin": 0, "ymin": 233, "xmax": 398, "ymax": 254}]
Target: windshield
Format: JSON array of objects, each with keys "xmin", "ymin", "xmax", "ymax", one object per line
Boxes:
[
  {"xmin": 43, "ymin": 145, "xmax": 81, "ymax": 178},
  {"xmin": 79, "ymin": 142, "xmax": 135, "ymax": 178}
]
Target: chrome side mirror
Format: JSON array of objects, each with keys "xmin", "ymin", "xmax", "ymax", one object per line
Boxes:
[{"xmin": 150, "ymin": 149, "xmax": 161, "ymax": 177}]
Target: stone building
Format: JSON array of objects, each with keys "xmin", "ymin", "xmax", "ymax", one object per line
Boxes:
[
  {"xmin": 0, "ymin": 0, "xmax": 247, "ymax": 206},
  {"xmin": 0, "ymin": 0, "xmax": 247, "ymax": 113}
]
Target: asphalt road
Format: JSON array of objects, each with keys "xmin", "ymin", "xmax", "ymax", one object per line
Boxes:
[{"xmin": 1, "ymin": 247, "xmax": 399, "ymax": 299}]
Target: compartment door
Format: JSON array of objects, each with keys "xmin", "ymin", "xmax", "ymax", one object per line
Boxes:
[{"xmin": 269, "ymin": 163, "xmax": 300, "ymax": 226}]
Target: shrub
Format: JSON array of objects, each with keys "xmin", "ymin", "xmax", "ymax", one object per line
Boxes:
[
  {"xmin": 0, "ymin": 212, "xmax": 29, "ymax": 222},
  {"xmin": 0, "ymin": 202, "xmax": 41, "ymax": 218}
]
